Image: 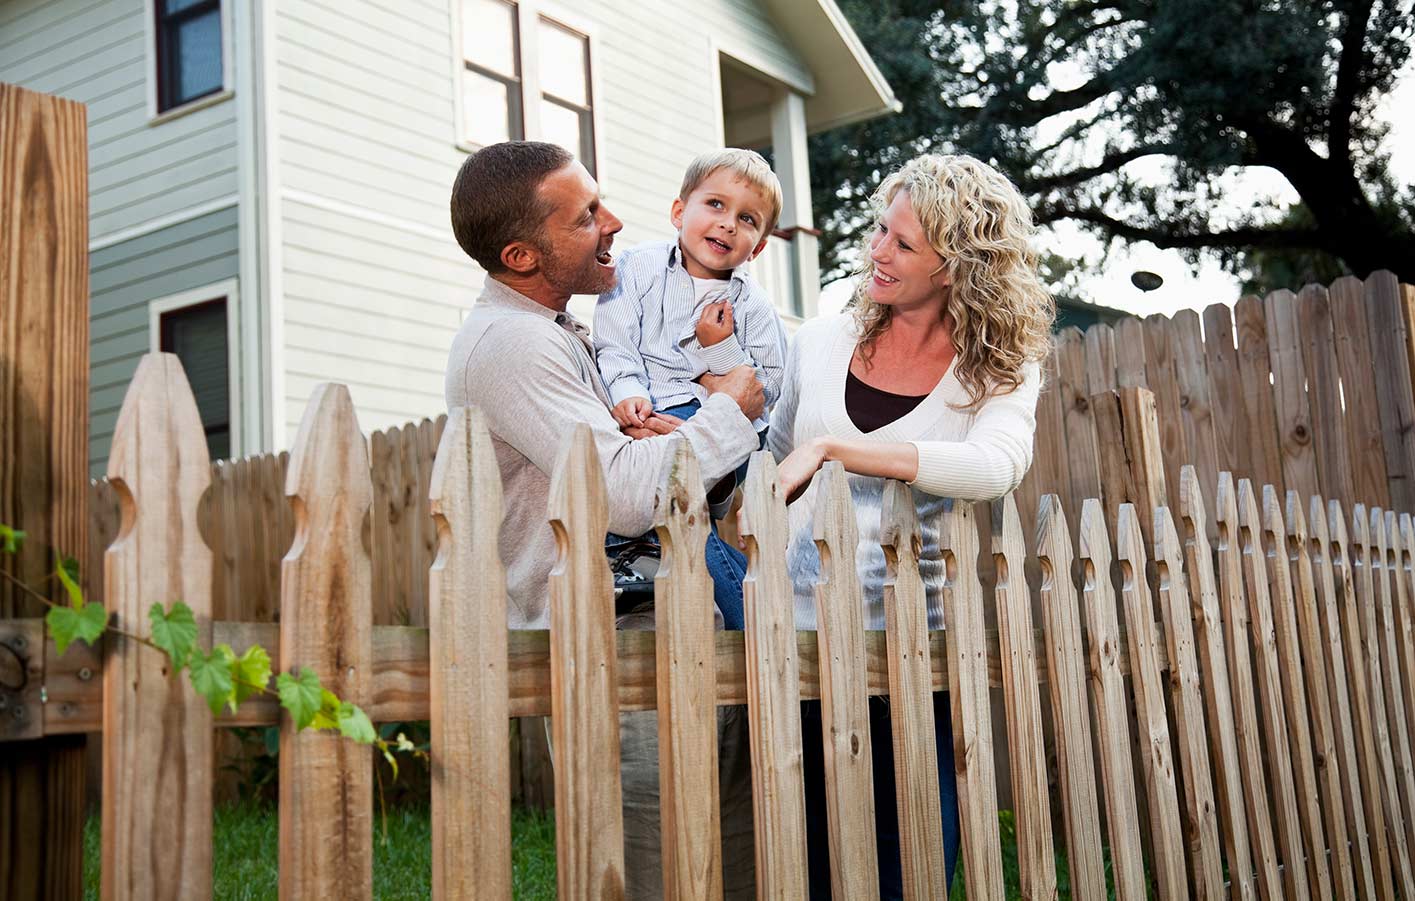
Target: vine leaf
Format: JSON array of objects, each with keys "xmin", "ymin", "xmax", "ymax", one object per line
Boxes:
[
  {"xmin": 190, "ymin": 645, "xmax": 237, "ymax": 715},
  {"xmin": 277, "ymin": 667, "xmax": 323, "ymax": 730},
  {"xmin": 0, "ymin": 524, "xmax": 25, "ymax": 554},
  {"xmin": 312, "ymin": 689, "xmax": 342, "ymax": 731},
  {"xmin": 56, "ymin": 557, "xmax": 83, "ymax": 607},
  {"xmin": 46, "ymin": 601, "xmax": 107, "ymax": 656},
  {"xmin": 149, "ymin": 602, "xmax": 198, "ymax": 670},
  {"xmin": 337, "ymin": 702, "xmax": 376, "ymax": 744},
  {"xmin": 232, "ymin": 645, "xmax": 272, "ymax": 706}
]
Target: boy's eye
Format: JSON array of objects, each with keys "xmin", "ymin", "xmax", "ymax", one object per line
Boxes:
[
  {"xmin": 708, "ymin": 199, "xmax": 723, "ymax": 209},
  {"xmin": 741, "ymin": 214, "xmax": 756, "ymax": 226}
]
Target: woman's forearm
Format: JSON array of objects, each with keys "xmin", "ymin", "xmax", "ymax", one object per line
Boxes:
[{"xmin": 816, "ymin": 436, "xmax": 920, "ymax": 483}]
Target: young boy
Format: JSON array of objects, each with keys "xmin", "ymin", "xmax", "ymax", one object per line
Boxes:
[{"xmin": 594, "ymin": 149, "xmax": 790, "ymax": 629}]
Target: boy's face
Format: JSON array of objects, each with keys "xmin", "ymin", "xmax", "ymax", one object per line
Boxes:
[{"xmin": 670, "ymin": 169, "xmax": 773, "ymax": 280}]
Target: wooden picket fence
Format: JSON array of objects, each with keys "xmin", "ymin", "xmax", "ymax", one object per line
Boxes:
[{"xmin": 8, "ymin": 335, "xmax": 1415, "ymax": 898}]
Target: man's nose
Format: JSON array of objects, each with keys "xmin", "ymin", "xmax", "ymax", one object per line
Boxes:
[{"xmin": 600, "ymin": 205, "xmax": 623, "ymax": 235}]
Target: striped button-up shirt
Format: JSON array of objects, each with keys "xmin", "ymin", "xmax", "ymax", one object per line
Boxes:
[{"xmin": 593, "ymin": 240, "xmax": 788, "ymax": 430}]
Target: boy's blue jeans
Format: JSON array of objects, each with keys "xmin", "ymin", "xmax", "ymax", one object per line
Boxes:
[{"xmin": 604, "ymin": 399, "xmax": 750, "ymax": 630}]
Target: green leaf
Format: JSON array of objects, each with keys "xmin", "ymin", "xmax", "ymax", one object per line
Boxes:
[
  {"xmin": 231, "ymin": 644, "xmax": 272, "ymax": 707},
  {"xmin": 379, "ymin": 743, "xmax": 400, "ymax": 781},
  {"xmin": 310, "ymin": 689, "xmax": 341, "ymax": 731},
  {"xmin": 0, "ymin": 524, "xmax": 25, "ymax": 554},
  {"xmin": 189, "ymin": 645, "xmax": 236, "ymax": 716},
  {"xmin": 47, "ymin": 601, "xmax": 110, "ymax": 656},
  {"xmin": 149, "ymin": 602, "xmax": 198, "ymax": 671},
  {"xmin": 55, "ymin": 557, "xmax": 83, "ymax": 608},
  {"xmin": 276, "ymin": 667, "xmax": 323, "ymax": 731},
  {"xmin": 336, "ymin": 701, "xmax": 376, "ymax": 745}
]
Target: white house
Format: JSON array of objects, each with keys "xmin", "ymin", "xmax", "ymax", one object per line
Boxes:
[{"xmin": 0, "ymin": 0, "xmax": 898, "ymax": 474}]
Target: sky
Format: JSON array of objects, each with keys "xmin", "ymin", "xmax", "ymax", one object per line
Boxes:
[{"xmin": 818, "ymin": 61, "xmax": 1415, "ymax": 321}]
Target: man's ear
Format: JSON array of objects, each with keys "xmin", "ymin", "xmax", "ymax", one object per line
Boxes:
[
  {"xmin": 499, "ymin": 240, "xmax": 540, "ymax": 275},
  {"xmin": 669, "ymin": 196, "xmax": 685, "ymax": 231},
  {"xmin": 747, "ymin": 237, "xmax": 770, "ymax": 261}
]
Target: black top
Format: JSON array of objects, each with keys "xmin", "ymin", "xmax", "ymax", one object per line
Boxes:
[{"xmin": 845, "ymin": 369, "xmax": 930, "ymax": 433}]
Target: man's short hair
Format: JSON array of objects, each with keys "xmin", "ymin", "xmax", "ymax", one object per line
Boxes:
[
  {"xmin": 679, "ymin": 148, "xmax": 784, "ymax": 236},
  {"xmin": 450, "ymin": 141, "xmax": 574, "ymax": 273}
]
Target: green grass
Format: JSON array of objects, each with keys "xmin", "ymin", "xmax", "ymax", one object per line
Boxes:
[{"xmin": 83, "ymin": 802, "xmax": 558, "ymax": 900}]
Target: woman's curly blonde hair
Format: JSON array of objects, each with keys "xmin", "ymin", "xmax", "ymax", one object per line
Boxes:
[{"xmin": 852, "ymin": 154, "xmax": 1055, "ymax": 410}]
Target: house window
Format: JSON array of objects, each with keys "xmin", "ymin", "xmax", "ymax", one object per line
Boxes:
[
  {"xmin": 155, "ymin": 0, "xmax": 224, "ymax": 113},
  {"xmin": 457, "ymin": 2, "xmax": 597, "ymax": 175},
  {"xmin": 160, "ymin": 299, "xmax": 231, "ymax": 458}
]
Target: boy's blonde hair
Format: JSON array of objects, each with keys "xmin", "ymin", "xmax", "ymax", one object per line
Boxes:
[{"xmin": 679, "ymin": 149, "xmax": 784, "ymax": 236}]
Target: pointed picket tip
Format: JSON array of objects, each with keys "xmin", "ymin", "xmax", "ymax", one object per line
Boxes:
[
  {"xmin": 653, "ymin": 433, "xmax": 706, "ymax": 532},
  {"xmin": 428, "ymin": 406, "xmax": 503, "ymax": 524},
  {"xmin": 879, "ymin": 478, "xmax": 920, "ymax": 557},
  {"xmin": 1115, "ymin": 503, "xmax": 1145, "ymax": 568},
  {"xmin": 1178, "ymin": 465, "xmax": 1207, "ymax": 530},
  {"xmin": 1329, "ymin": 499, "xmax": 1351, "ymax": 549},
  {"xmin": 1370, "ymin": 507, "xmax": 1388, "ymax": 553},
  {"xmin": 546, "ymin": 422, "xmax": 607, "ymax": 534},
  {"xmin": 1154, "ymin": 505, "xmax": 1184, "ymax": 566},
  {"xmin": 1215, "ymin": 472, "xmax": 1239, "ymax": 529},
  {"xmin": 284, "ymin": 382, "xmax": 371, "ymax": 507},
  {"xmin": 1077, "ymin": 498, "xmax": 1110, "ymax": 562},
  {"xmin": 1035, "ymin": 495, "xmax": 1070, "ymax": 558},
  {"xmin": 1308, "ymin": 496, "xmax": 1329, "ymax": 543},
  {"xmin": 1385, "ymin": 510, "xmax": 1399, "ymax": 555},
  {"xmin": 107, "ymin": 352, "xmax": 210, "ymax": 486},
  {"xmin": 1284, "ymin": 490, "xmax": 1308, "ymax": 542},
  {"xmin": 1351, "ymin": 503, "xmax": 1370, "ymax": 547},
  {"xmin": 1401, "ymin": 514, "xmax": 1414, "ymax": 557},
  {"xmin": 1261, "ymin": 485, "xmax": 1288, "ymax": 540},
  {"xmin": 990, "ymin": 494, "xmax": 1024, "ymax": 555},
  {"xmin": 1235, "ymin": 479, "xmax": 1263, "ymax": 537},
  {"xmin": 739, "ymin": 449, "xmax": 788, "ymax": 546},
  {"xmin": 812, "ymin": 461, "xmax": 857, "ymax": 548}
]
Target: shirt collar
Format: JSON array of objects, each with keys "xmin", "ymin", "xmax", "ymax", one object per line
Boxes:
[
  {"xmin": 666, "ymin": 240, "xmax": 750, "ymax": 287},
  {"xmin": 480, "ymin": 276, "xmax": 591, "ymax": 332}
]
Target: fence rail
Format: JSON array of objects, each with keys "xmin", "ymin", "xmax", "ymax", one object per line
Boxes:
[{"xmin": 14, "ymin": 348, "xmax": 1415, "ymax": 898}]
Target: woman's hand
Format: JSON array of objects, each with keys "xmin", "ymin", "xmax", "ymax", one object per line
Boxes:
[{"xmin": 776, "ymin": 437, "xmax": 829, "ymax": 504}]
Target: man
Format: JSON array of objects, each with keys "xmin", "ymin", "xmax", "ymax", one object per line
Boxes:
[{"xmin": 445, "ymin": 141, "xmax": 759, "ymax": 899}]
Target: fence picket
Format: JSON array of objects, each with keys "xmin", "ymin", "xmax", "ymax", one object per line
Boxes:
[
  {"xmin": 1257, "ymin": 487, "xmax": 1331, "ymax": 899},
  {"xmin": 1115, "ymin": 505, "xmax": 1189, "ymax": 901},
  {"xmin": 1282, "ymin": 492, "xmax": 1358, "ymax": 901},
  {"xmin": 1056, "ymin": 328, "xmax": 1102, "ymax": 521},
  {"xmin": 1176, "ymin": 469, "xmax": 1257, "ymax": 901},
  {"xmin": 812, "ymin": 463, "xmax": 878, "ymax": 898},
  {"xmin": 1234, "ymin": 296, "xmax": 1284, "ymax": 493},
  {"xmin": 652, "ymin": 438, "xmax": 725, "ymax": 901},
  {"xmin": 101, "ymin": 354, "xmax": 214, "ymax": 901},
  {"xmin": 1365, "ymin": 273, "xmax": 1415, "ymax": 511},
  {"xmin": 1153, "ymin": 506, "xmax": 1225, "ymax": 900},
  {"xmin": 546, "ymin": 423, "xmax": 626, "ymax": 899},
  {"xmin": 1395, "ymin": 514, "xmax": 1415, "ymax": 858},
  {"xmin": 1296, "ymin": 286, "xmax": 1354, "ymax": 503},
  {"xmin": 278, "ymin": 383, "xmax": 374, "ymax": 900},
  {"xmin": 1370, "ymin": 509, "xmax": 1415, "ymax": 871},
  {"xmin": 940, "ymin": 498, "xmax": 1004, "ymax": 900},
  {"xmin": 1172, "ymin": 311, "xmax": 1220, "ymax": 533},
  {"xmin": 879, "ymin": 480, "xmax": 945, "ymax": 899},
  {"xmin": 1328, "ymin": 499, "xmax": 1404, "ymax": 899},
  {"xmin": 1115, "ymin": 317, "xmax": 1147, "ymax": 388},
  {"xmin": 1076, "ymin": 499, "xmax": 1147, "ymax": 900},
  {"xmin": 1202, "ymin": 304, "xmax": 1253, "ymax": 481},
  {"xmin": 427, "ymin": 407, "xmax": 510, "ymax": 900},
  {"xmin": 1143, "ymin": 314, "xmax": 1188, "ymax": 503},
  {"xmin": 991, "ymin": 495, "xmax": 1055, "ymax": 900},
  {"xmin": 1331, "ymin": 277, "xmax": 1392, "ymax": 506},
  {"xmin": 1264, "ymin": 292, "xmax": 1319, "ymax": 501},
  {"xmin": 1212, "ymin": 474, "xmax": 1283, "ymax": 900},
  {"xmin": 1016, "ymin": 348, "xmax": 1068, "ymax": 539},
  {"xmin": 1085, "ymin": 322, "xmax": 1117, "ymax": 394},
  {"xmin": 738, "ymin": 451, "xmax": 809, "ymax": 897}
]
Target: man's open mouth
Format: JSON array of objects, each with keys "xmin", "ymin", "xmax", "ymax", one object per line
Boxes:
[{"xmin": 596, "ymin": 249, "xmax": 613, "ymax": 265}]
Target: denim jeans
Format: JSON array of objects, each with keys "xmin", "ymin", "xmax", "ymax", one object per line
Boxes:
[{"xmin": 800, "ymin": 692, "xmax": 961, "ymax": 899}]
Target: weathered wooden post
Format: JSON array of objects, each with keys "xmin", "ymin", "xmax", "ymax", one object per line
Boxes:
[{"xmin": 0, "ymin": 82, "xmax": 89, "ymax": 900}]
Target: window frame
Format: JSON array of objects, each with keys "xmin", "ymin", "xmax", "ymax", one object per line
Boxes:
[
  {"xmin": 145, "ymin": 0, "xmax": 234, "ymax": 125},
  {"xmin": 148, "ymin": 278, "xmax": 243, "ymax": 457},
  {"xmin": 450, "ymin": 0, "xmax": 605, "ymax": 186}
]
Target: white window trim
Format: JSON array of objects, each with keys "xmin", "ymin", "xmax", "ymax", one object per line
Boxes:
[
  {"xmin": 449, "ymin": 0, "xmax": 607, "ymax": 191},
  {"xmin": 148, "ymin": 278, "xmax": 243, "ymax": 457},
  {"xmin": 144, "ymin": 0, "xmax": 235, "ymax": 126}
]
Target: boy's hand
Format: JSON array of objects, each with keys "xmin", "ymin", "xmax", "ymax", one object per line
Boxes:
[
  {"xmin": 612, "ymin": 396, "xmax": 653, "ymax": 428},
  {"xmin": 696, "ymin": 301, "xmax": 734, "ymax": 347}
]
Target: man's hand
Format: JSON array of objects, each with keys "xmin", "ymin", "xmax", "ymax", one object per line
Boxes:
[
  {"xmin": 621, "ymin": 411, "xmax": 685, "ymax": 440},
  {"xmin": 699, "ymin": 365, "xmax": 764, "ymax": 422},
  {"xmin": 695, "ymin": 301, "xmax": 734, "ymax": 347},
  {"xmin": 612, "ymin": 396, "xmax": 654, "ymax": 428}
]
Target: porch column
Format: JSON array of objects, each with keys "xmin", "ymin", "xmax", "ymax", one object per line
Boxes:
[{"xmin": 770, "ymin": 90, "xmax": 821, "ymax": 320}]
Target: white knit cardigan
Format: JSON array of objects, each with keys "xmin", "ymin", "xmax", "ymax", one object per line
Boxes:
[{"xmin": 766, "ymin": 313, "xmax": 1042, "ymax": 631}]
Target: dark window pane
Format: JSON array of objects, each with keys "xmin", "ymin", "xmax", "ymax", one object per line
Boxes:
[
  {"xmin": 162, "ymin": 0, "xmax": 209, "ymax": 12},
  {"xmin": 174, "ymin": 10, "xmax": 223, "ymax": 103},
  {"xmin": 160, "ymin": 300, "xmax": 230, "ymax": 459}
]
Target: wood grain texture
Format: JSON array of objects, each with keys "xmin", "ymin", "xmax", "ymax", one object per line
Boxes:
[
  {"xmin": 1364, "ymin": 272, "xmax": 1415, "ymax": 512},
  {"xmin": 1171, "ymin": 311, "xmax": 1220, "ymax": 537},
  {"xmin": 427, "ymin": 407, "xmax": 510, "ymax": 900},
  {"xmin": 1202, "ymin": 303, "xmax": 1253, "ymax": 482},
  {"xmin": 652, "ymin": 437, "xmax": 724, "ymax": 901},
  {"xmin": 738, "ymin": 451, "xmax": 809, "ymax": 899},
  {"xmin": 1114, "ymin": 317, "xmax": 1147, "ymax": 389},
  {"xmin": 1308, "ymin": 498, "xmax": 1388, "ymax": 901},
  {"xmin": 1143, "ymin": 314, "xmax": 1188, "ymax": 509},
  {"xmin": 1326, "ymin": 499, "xmax": 1400, "ymax": 901},
  {"xmin": 1056, "ymin": 328, "xmax": 1102, "ymax": 518},
  {"xmin": 940, "ymin": 498, "xmax": 1004, "ymax": 900},
  {"xmin": 1034, "ymin": 495, "xmax": 1106, "ymax": 901},
  {"xmin": 1264, "ymin": 292, "xmax": 1319, "ymax": 501},
  {"xmin": 1211, "ymin": 475, "xmax": 1283, "ymax": 900},
  {"xmin": 878, "ymin": 479, "xmax": 944, "ymax": 900},
  {"xmin": 1282, "ymin": 493, "xmax": 1358, "ymax": 901},
  {"xmin": 1084, "ymin": 323, "xmax": 1118, "ymax": 394},
  {"xmin": 1296, "ymin": 285, "xmax": 1355, "ymax": 505},
  {"xmin": 1076, "ymin": 499, "xmax": 1147, "ymax": 901},
  {"xmin": 1395, "ymin": 514, "xmax": 1415, "ymax": 889},
  {"xmin": 1115, "ymin": 505, "xmax": 1189, "ymax": 901},
  {"xmin": 278, "ymin": 383, "xmax": 374, "ymax": 901},
  {"xmin": 990, "ymin": 495, "xmax": 1055, "ymax": 900},
  {"xmin": 1176, "ymin": 469, "xmax": 1255, "ymax": 901},
  {"xmin": 1256, "ymin": 487, "xmax": 1331, "ymax": 900},
  {"xmin": 1369, "ymin": 509, "xmax": 1415, "ymax": 880},
  {"xmin": 1330, "ymin": 277, "xmax": 1392, "ymax": 506},
  {"xmin": 101, "ymin": 355, "xmax": 213, "ymax": 901},
  {"xmin": 1153, "ymin": 505, "xmax": 1225, "ymax": 900},
  {"xmin": 1233, "ymin": 295, "xmax": 1284, "ymax": 492},
  {"xmin": 0, "ymin": 81, "xmax": 89, "ymax": 901},
  {"xmin": 546, "ymin": 424, "xmax": 626, "ymax": 901},
  {"xmin": 1016, "ymin": 345, "xmax": 1068, "ymax": 530},
  {"xmin": 812, "ymin": 464, "xmax": 880, "ymax": 895}
]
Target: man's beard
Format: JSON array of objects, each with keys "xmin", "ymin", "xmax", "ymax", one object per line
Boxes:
[{"xmin": 537, "ymin": 238, "xmax": 617, "ymax": 297}]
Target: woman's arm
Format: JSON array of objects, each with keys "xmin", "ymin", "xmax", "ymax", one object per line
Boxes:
[{"xmin": 777, "ymin": 436, "xmax": 919, "ymax": 501}]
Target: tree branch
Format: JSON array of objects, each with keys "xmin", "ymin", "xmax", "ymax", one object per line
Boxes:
[
  {"xmin": 1330, "ymin": 0, "xmax": 1375, "ymax": 166},
  {"xmin": 1020, "ymin": 144, "xmax": 1178, "ymax": 192},
  {"xmin": 1036, "ymin": 203, "xmax": 1326, "ymax": 250}
]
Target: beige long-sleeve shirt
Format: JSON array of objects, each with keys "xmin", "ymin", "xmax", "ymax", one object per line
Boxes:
[{"xmin": 445, "ymin": 277, "xmax": 759, "ymax": 629}]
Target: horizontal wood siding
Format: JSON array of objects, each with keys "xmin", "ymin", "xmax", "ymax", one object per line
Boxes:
[
  {"xmin": 0, "ymin": 0, "xmax": 238, "ymax": 238},
  {"xmin": 274, "ymin": 0, "xmax": 811, "ymax": 435}
]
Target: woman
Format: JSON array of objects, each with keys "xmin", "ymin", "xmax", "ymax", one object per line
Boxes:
[{"xmin": 767, "ymin": 153, "xmax": 1054, "ymax": 898}]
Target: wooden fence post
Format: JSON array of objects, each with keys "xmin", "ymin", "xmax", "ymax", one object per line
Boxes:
[
  {"xmin": 428, "ymin": 407, "xmax": 510, "ymax": 900},
  {"xmin": 546, "ymin": 423, "xmax": 625, "ymax": 900},
  {"xmin": 738, "ymin": 451, "xmax": 808, "ymax": 898},
  {"xmin": 278, "ymin": 384, "xmax": 374, "ymax": 900},
  {"xmin": 0, "ymin": 81, "xmax": 89, "ymax": 901},
  {"xmin": 101, "ymin": 354, "xmax": 214, "ymax": 900},
  {"xmin": 1364, "ymin": 273, "xmax": 1415, "ymax": 512}
]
